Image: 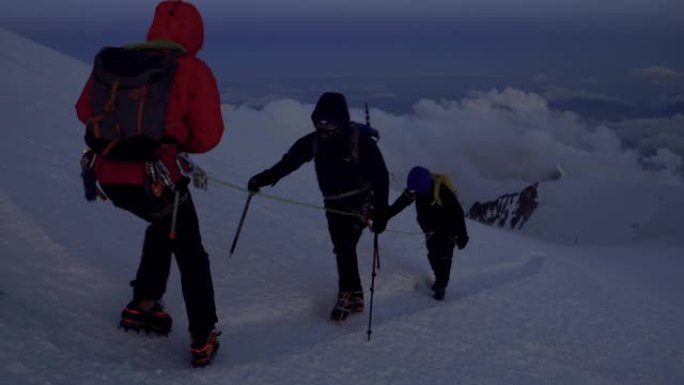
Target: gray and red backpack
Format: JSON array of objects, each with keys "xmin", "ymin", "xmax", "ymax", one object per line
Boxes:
[{"xmin": 85, "ymin": 41, "xmax": 185, "ymax": 161}]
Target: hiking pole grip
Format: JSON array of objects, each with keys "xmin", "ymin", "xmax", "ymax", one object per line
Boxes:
[{"xmin": 230, "ymin": 192, "xmax": 255, "ymax": 257}]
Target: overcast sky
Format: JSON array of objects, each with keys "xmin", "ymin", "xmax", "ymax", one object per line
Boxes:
[
  {"xmin": 3, "ymin": 0, "xmax": 683, "ymax": 27},
  {"xmin": 2, "ymin": 0, "xmax": 683, "ymax": 118}
]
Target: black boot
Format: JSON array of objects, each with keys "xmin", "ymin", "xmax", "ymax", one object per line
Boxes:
[
  {"xmin": 191, "ymin": 329, "xmax": 221, "ymax": 368},
  {"xmin": 120, "ymin": 300, "xmax": 172, "ymax": 335},
  {"xmin": 429, "ymin": 256, "xmax": 452, "ymax": 301},
  {"xmin": 330, "ymin": 291, "xmax": 364, "ymax": 322},
  {"xmin": 431, "ymin": 283, "xmax": 446, "ymax": 301}
]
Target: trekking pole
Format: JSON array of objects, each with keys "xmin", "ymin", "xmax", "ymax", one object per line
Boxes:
[
  {"xmin": 374, "ymin": 230, "xmax": 381, "ymax": 270},
  {"xmin": 365, "ymin": 103, "xmax": 380, "ymax": 341},
  {"xmin": 366, "ymin": 232, "xmax": 380, "ymax": 341},
  {"xmin": 230, "ymin": 192, "xmax": 255, "ymax": 256},
  {"xmin": 168, "ymin": 189, "xmax": 181, "ymax": 240}
]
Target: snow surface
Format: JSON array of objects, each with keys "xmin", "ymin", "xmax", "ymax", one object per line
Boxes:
[{"xmin": 1, "ymin": 28, "xmax": 683, "ymax": 385}]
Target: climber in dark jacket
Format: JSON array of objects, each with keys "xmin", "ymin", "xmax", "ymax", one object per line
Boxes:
[
  {"xmin": 376, "ymin": 166, "xmax": 469, "ymax": 300},
  {"xmin": 247, "ymin": 92, "xmax": 390, "ymax": 321}
]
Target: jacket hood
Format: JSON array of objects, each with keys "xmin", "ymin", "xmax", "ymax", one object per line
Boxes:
[
  {"xmin": 146, "ymin": 1, "xmax": 204, "ymax": 56},
  {"xmin": 311, "ymin": 92, "xmax": 350, "ymax": 126}
]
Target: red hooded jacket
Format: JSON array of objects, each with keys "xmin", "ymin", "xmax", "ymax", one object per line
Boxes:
[{"xmin": 75, "ymin": 1, "xmax": 224, "ymax": 185}]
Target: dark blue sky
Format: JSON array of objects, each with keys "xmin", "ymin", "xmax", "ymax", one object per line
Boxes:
[{"xmin": 2, "ymin": 1, "xmax": 683, "ymax": 117}]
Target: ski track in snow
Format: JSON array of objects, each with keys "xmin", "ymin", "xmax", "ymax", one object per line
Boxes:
[{"xmin": 220, "ymin": 253, "xmax": 546, "ymax": 368}]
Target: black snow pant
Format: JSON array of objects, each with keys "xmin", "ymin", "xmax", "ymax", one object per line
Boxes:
[
  {"xmin": 325, "ymin": 205, "xmax": 366, "ymax": 293},
  {"xmin": 425, "ymin": 232, "xmax": 456, "ymax": 289},
  {"xmin": 101, "ymin": 182, "xmax": 218, "ymax": 336}
]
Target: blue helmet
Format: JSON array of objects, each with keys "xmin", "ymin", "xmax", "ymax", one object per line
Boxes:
[{"xmin": 407, "ymin": 166, "xmax": 433, "ymax": 196}]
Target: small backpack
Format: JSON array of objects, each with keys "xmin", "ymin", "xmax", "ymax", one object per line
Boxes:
[
  {"xmin": 84, "ymin": 41, "xmax": 185, "ymax": 161},
  {"xmin": 348, "ymin": 121, "xmax": 380, "ymax": 163},
  {"xmin": 313, "ymin": 121, "xmax": 380, "ymax": 162},
  {"xmin": 431, "ymin": 173, "xmax": 458, "ymax": 207}
]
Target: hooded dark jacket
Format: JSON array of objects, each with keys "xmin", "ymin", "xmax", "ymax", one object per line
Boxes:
[{"xmin": 255, "ymin": 93, "xmax": 389, "ymax": 212}]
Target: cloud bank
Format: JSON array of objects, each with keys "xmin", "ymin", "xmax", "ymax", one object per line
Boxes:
[
  {"xmin": 633, "ymin": 66, "xmax": 684, "ymax": 88},
  {"xmin": 224, "ymin": 88, "xmax": 683, "ymax": 207}
]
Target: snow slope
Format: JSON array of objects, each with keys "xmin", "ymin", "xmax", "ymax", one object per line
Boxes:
[{"xmin": 1, "ymin": 28, "xmax": 683, "ymax": 385}]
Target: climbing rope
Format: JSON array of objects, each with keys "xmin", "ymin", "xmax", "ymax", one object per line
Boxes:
[{"xmin": 206, "ymin": 174, "xmax": 421, "ymax": 236}]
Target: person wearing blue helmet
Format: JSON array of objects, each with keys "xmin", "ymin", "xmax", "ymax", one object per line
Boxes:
[{"xmin": 375, "ymin": 166, "xmax": 469, "ymax": 300}]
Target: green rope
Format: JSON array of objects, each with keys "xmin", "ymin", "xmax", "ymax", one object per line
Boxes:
[{"xmin": 206, "ymin": 175, "xmax": 422, "ymax": 236}]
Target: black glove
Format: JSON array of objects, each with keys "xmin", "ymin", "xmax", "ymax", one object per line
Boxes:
[
  {"xmin": 371, "ymin": 210, "xmax": 388, "ymax": 234},
  {"xmin": 248, "ymin": 171, "xmax": 274, "ymax": 193},
  {"xmin": 247, "ymin": 175, "xmax": 262, "ymax": 193},
  {"xmin": 456, "ymin": 234, "xmax": 469, "ymax": 250}
]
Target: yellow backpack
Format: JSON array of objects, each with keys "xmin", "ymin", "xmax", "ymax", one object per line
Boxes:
[{"xmin": 430, "ymin": 173, "xmax": 458, "ymax": 206}]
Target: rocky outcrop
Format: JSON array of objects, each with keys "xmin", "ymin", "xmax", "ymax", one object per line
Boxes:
[{"xmin": 467, "ymin": 183, "xmax": 539, "ymax": 230}]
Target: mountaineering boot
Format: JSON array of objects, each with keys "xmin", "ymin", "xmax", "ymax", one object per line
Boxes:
[
  {"xmin": 191, "ymin": 329, "xmax": 221, "ymax": 368},
  {"xmin": 431, "ymin": 283, "xmax": 446, "ymax": 301},
  {"xmin": 432, "ymin": 287, "xmax": 446, "ymax": 301},
  {"xmin": 120, "ymin": 300, "xmax": 172, "ymax": 335},
  {"xmin": 330, "ymin": 290, "xmax": 364, "ymax": 322}
]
